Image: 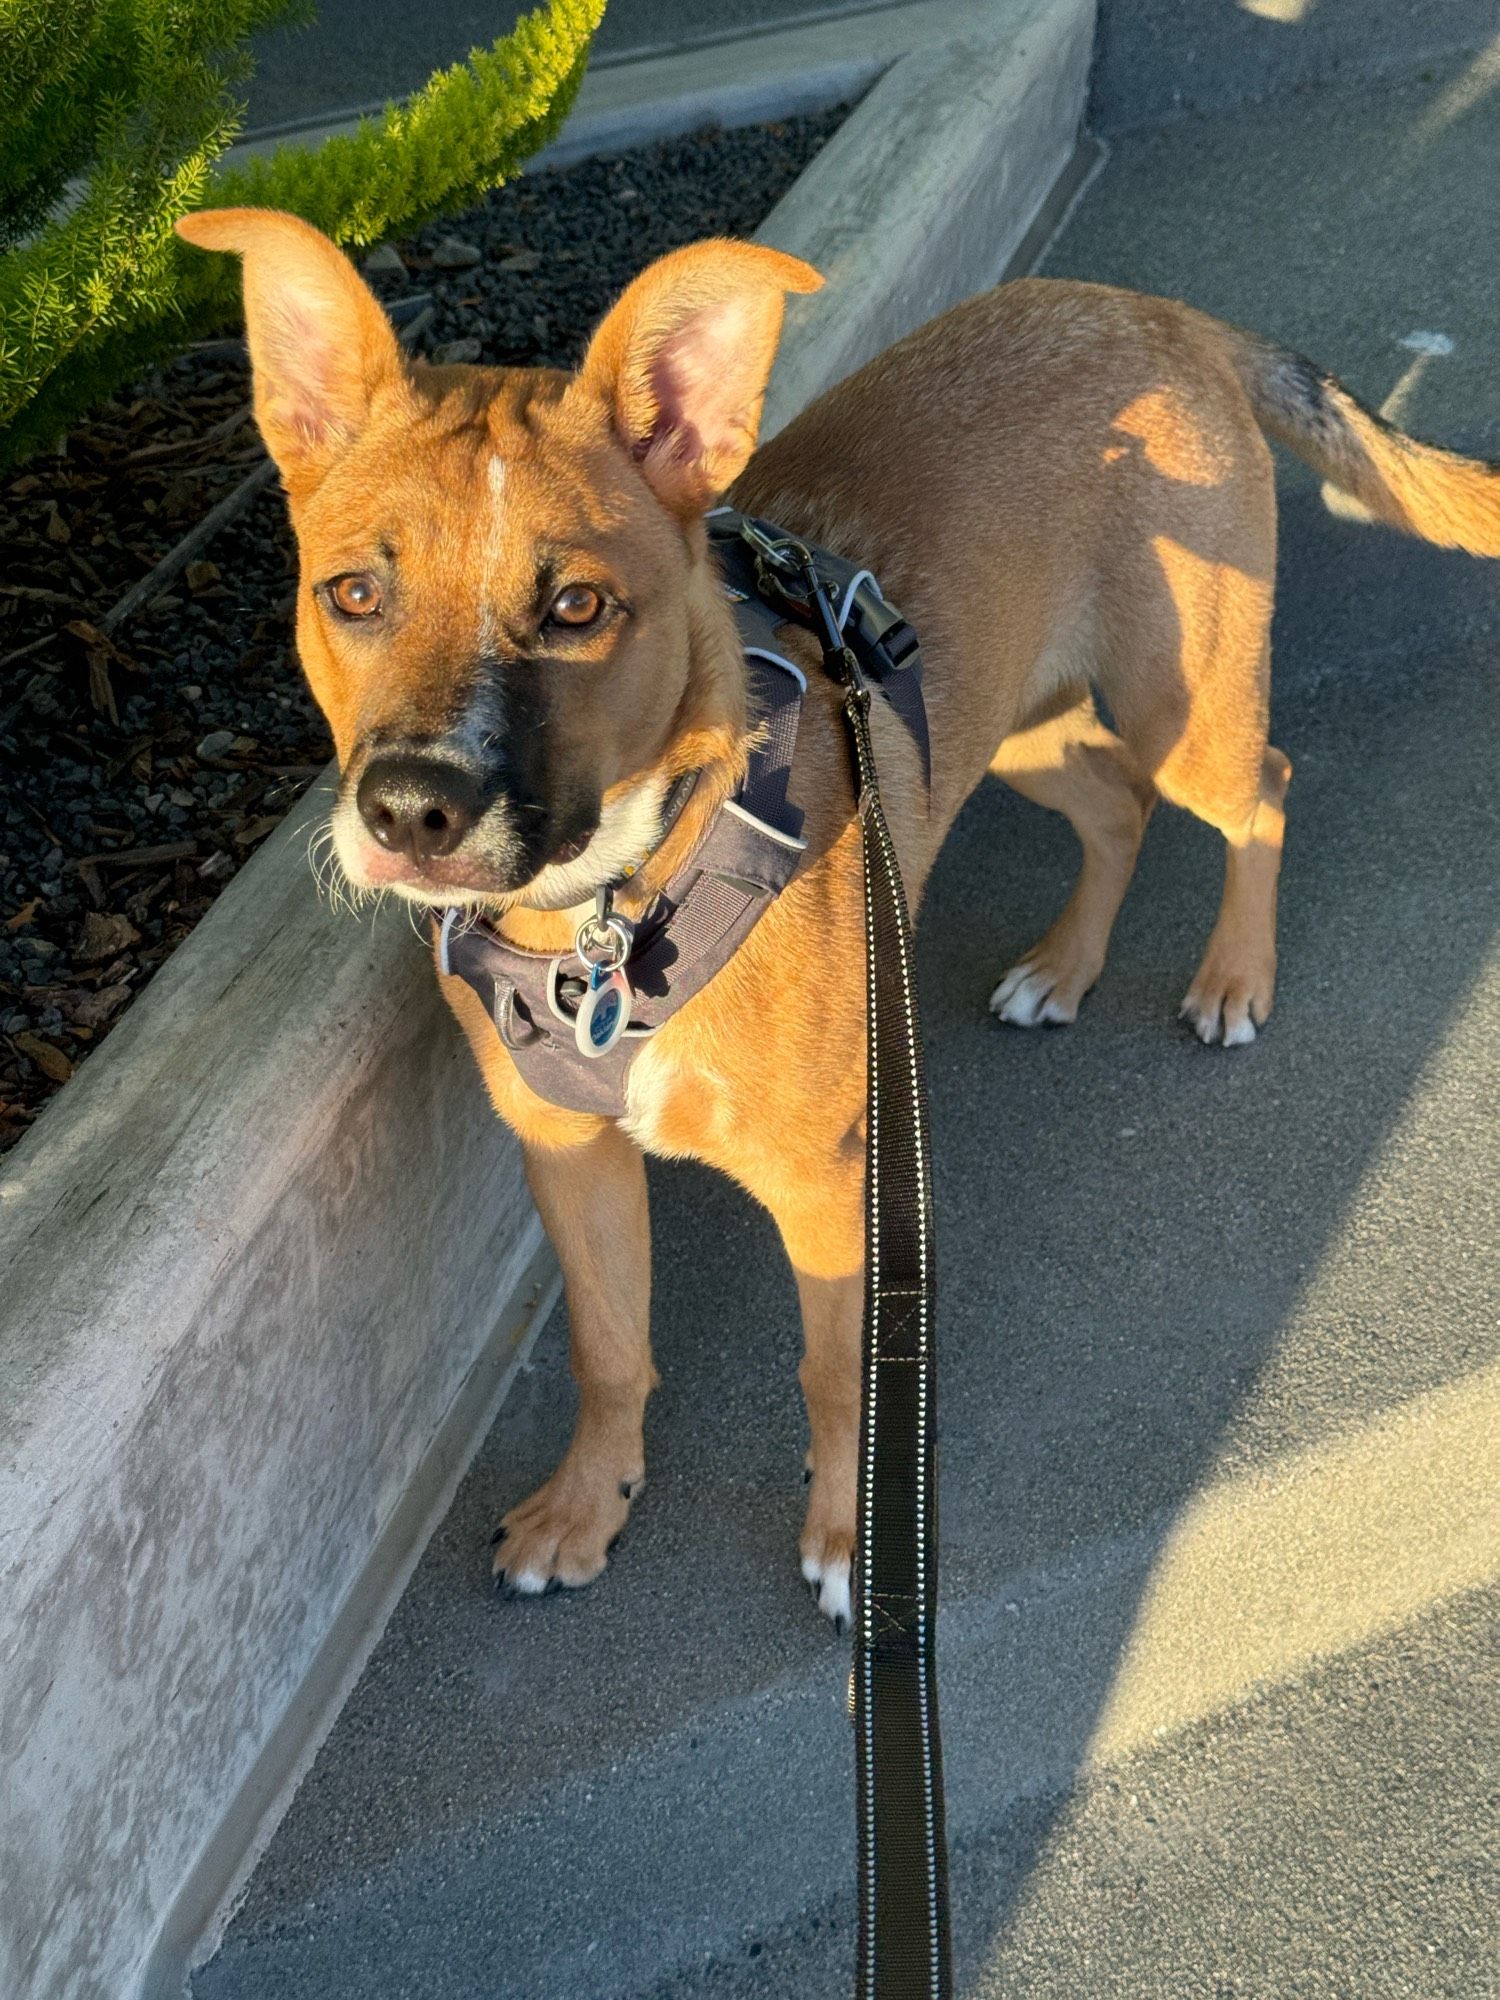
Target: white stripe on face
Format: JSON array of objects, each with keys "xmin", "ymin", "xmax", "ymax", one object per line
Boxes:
[{"xmin": 477, "ymin": 454, "xmax": 507, "ymax": 655}]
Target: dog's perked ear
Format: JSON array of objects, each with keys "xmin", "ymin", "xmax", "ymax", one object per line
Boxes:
[
  {"xmin": 174, "ymin": 207, "xmax": 406, "ymax": 495},
  {"xmin": 576, "ymin": 237, "xmax": 823, "ymax": 517}
]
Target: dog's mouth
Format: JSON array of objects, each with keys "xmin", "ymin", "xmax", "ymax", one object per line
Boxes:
[
  {"xmin": 326, "ymin": 780, "xmax": 646, "ymax": 914},
  {"xmin": 327, "ymin": 742, "xmax": 692, "ymax": 919}
]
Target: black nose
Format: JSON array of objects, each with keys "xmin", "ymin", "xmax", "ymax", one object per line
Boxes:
[{"xmin": 356, "ymin": 756, "xmax": 483, "ymax": 862}]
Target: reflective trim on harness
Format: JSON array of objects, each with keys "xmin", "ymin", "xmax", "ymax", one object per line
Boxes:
[{"xmin": 720, "ymin": 798, "xmax": 809, "ymax": 851}]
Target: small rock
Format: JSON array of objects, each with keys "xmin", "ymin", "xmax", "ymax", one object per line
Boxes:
[
  {"xmin": 429, "ymin": 236, "xmax": 482, "ymax": 270},
  {"xmin": 185, "ymin": 559, "xmax": 221, "ymax": 594},
  {"xmin": 196, "ymin": 730, "xmax": 235, "ymax": 759},
  {"xmin": 44, "ymin": 502, "xmax": 71, "ymax": 544},
  {"xmin": 179, "ymin": 685, "xmax": 203, "ymax": 701},
  {"xmin": 497, "ymin": 249, "xmax": 541, "ymax": 274},
  {"xmin": 363, "ymin": 243, "xmax": 408, "ymax": 278},
  {"xmin": 197, "ymin": 851, "xmax": 235, "ymax": 882},
  {"xmin": 615, "ymin": 187, "xmax": 640, "ymax": 204},
  {"xmin": 431, "ymin": 338, "xmax": 482, "ymax": 366}
]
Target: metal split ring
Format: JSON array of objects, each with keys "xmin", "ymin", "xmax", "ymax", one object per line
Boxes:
[{"xmin": 574, "ymin": 912, "xmax": 633, "ymax": 971}]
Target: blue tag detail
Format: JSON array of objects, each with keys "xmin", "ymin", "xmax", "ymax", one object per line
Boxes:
[{"xmin": 589, "ymin": 987, "xmax": 621, "ymax": 1048}]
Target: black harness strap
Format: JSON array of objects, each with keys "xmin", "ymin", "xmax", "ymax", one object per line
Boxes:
[{"xmin": 751, "ymin": 528, "xmax": 953, "ymax": 2000}]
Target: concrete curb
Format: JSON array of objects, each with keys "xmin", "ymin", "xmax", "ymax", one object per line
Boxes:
[
  {"xmin": 0, "ymin": 9, "xmax": 1093, "ymax": 1998},
  {"xmin": 758, "ymin": 0, "xmax": 1096, "ymax": 430}
]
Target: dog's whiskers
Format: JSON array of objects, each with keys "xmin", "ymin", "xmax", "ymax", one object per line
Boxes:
[{"xmin": 303, "ymin": 815, "xmax": 366, "ymax": 921}]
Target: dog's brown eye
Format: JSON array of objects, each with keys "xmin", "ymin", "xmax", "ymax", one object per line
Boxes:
[
  {"xmin": 329, "ymin": 572, "xmax": 382, "ymax": 618},
  {"xmin": 549, "ymin": 584, "xmax": 603, "ymax": 628}
]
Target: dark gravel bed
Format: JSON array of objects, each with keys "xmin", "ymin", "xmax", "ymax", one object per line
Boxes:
[{"xmin": 0, "ymin": 106, "xmax": 846, "ymax": 1154}]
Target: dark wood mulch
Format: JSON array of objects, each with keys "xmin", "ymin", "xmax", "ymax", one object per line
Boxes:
[{"xmin": 0, "ymin": 106, "xmax": 846, "ymax": 1154}]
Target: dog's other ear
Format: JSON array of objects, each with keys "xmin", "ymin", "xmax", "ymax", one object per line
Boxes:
[
  {"xmin": 578, "ymin": 238, "xmax": 823, "ymax": 516},
  {"xmin": 175, "ymin": 207, "xmax": 404, "ymax": 492}
]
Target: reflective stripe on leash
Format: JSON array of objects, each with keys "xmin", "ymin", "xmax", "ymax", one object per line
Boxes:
[{"xmin": 774, "ymin": 533, "xmax": 953, "ymax": 2000}]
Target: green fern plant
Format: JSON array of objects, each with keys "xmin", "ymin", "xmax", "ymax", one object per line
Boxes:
[{"xmin": 0, "ymin": 0, "xmax": 604, "ymax": 470}]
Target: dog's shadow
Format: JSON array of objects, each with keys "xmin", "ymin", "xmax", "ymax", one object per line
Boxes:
[{"xmin": 914, "ymin": 470, "xmax": 1497, "ymax": 1986}]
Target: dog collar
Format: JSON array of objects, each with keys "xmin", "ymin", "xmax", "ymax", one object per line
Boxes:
[{"xmin": 437, "ymin": 511, "xmax": 928, "ymax": 1118}]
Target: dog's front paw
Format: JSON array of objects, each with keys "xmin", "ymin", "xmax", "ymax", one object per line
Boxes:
[
  {"xmin": 989, "ymin": 932, "xmax": 1102, "ymax": 1028},
  {"xmin": 492, "ymin": 1460, "xmax": 641, "ymax": 1597},
  {"xmin": 1179, "ymin": 942, "xmax": 1276, "ymax": 1047},
  {"xmin": 800, "ymin": 1518, "xmax": 855, "ymax": 1634}
]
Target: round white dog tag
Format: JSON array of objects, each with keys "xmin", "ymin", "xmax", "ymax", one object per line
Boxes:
[{"xmin": 575, "ymin": 965, "xmax": 632, "ymax": 1058}]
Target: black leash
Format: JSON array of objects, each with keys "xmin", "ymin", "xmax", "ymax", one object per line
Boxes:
[{"xmin": 746, "ymin": 525, "xmax": 953, "ymax": 2000}]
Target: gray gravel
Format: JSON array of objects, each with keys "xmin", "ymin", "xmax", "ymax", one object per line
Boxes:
[{"xmin": 0, "ymin": 107, "xmax": 843, "ymax": 1150}]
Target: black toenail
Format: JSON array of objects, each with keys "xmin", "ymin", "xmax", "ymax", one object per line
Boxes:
[
  {"xmin": 802, "ymin": 1466, "xmax": 814, "ymax": 1485},
  {"xmin": 834, "ymin": 1614, "xmax": 850, "ymax": 1637},
  {"xmin": 490, "ymin": 1525, "xmax": 508, "ymax": 1545},
  {"xmin": 620, "ymin": 1480, "xmax": 635, "ymax": 1500}
]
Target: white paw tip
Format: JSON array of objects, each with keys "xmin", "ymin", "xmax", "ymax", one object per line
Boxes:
[
  {"xmin": 991, "ymin": 967, "xmax": 1050, "ymax": 1027},
  {"xmin": 1222, "ymin": 1015, "xmax": 1257, "ymax": 1048},
  {"xmin": 988, "ymin": 963, "xmax": 1031, "ymax": 1012},
  {"xmin": 801, "ymin": 1552, "xmax": 853, "ymax": 1630},
  {"xmin": 511, "ymin": 1569, "xmax": 551, "ymax": 1596},
  {"xmin": 818, "ymin": 1560, "xmax": 853, "ymax": 1630}
]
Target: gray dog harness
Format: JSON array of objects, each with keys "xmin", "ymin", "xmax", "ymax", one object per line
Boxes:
[{"xmin": 437, "ymin": 511, "xmax": 928, "ymax": 1117}]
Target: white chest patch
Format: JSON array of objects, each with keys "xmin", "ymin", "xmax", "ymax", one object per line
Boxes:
[
  {"xmin": 620, "ymin": 1036, "xmax": 727, "ymax": 1158},
  {"xmin": 619, "ymin": 1038, "xmax": 681, "ymax": 1153}
]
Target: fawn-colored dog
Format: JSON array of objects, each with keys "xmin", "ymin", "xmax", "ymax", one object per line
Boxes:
[{"xmin": 179, "ymin": 208, "xmax": 1500, "ymax": 1623}]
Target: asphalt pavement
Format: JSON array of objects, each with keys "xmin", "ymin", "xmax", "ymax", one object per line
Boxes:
[
  {"xmin": 243, "ymin": 0, "xmax": 876, "ymax": 135},
  {"xmin": 196, "ymin": 43, "xmax": 1500, "ymax": 2000}
]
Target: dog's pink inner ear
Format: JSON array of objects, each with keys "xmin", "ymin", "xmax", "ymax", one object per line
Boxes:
[
  {"xmin": 177, "ymin": 210, "xmax": 405, "ymax": 491},
  {"xmin": 630, "ymin": 296, "xmax": 762, "ymax": 508},
  {"xmin": 256, "ymin": 292, "xmax": 367, "ymax": 455},
  {"xmin": 244, "ymin": 268, "xmax": 403, "ymax": 491},
  {"xmin": 578, "ymin": 241, "xmax": 822, "ymax": 516}
]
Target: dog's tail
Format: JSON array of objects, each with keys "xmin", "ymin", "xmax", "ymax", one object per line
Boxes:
[{"xmin": 1222, "ymin": 326, "xmax": 1500, "ymax": 557}]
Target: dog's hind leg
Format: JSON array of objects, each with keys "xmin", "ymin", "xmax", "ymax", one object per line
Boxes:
[
  {"xmin": 1174, "ymin": 738, "xmax": 1291, "ymax": 1046},
  {"xmin": 1091, "ymin": 479, "xmax": 1289, "ymax": 1045},
  {"xmin": 988, "ymin": 696, "xmax": 1157, "ymax": 1026},
  {"xmin": 1107, "ymin": 613, "xmax": 1291, "ymax": 1046}
]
